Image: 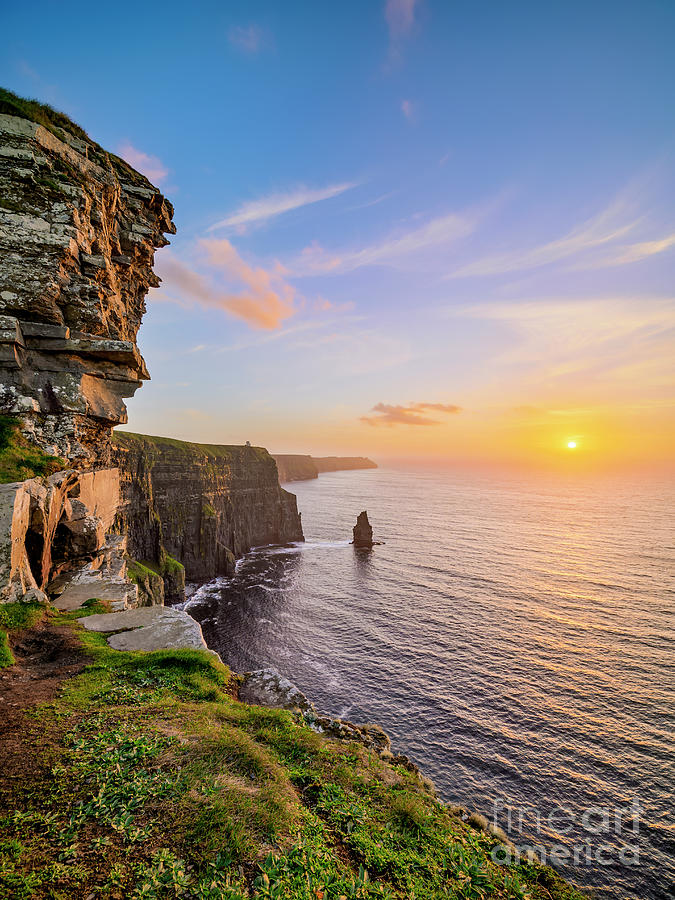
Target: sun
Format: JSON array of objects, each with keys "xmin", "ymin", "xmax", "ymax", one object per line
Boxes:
[{"xmin": 567, "ymin": 440, "xmax": 577, "ymax": 449}]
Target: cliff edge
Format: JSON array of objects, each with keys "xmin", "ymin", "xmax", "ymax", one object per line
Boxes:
[
  {"xmin": 274, "ymin": 453, "xmax": 377, "ymax": 483},
  {"xmin": 114, "ymin": 432, "xmax": 304, "ymax": 590},
  {"xmin": 0, "ymin": 88, "xmax": 175, "ymax": 468}
]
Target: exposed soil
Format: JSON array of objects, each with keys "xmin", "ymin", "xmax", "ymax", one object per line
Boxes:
[{"xmin": 0, "ymin": 621, "xmax": 88, "ymax": 800}]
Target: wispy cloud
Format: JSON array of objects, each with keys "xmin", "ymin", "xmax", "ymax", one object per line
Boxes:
[
  {"xmin": 385, "ymin": 0, "xmax": 419, "ymax": 38},
  {"xmin": 155, "ymin": 240, "xmax": 296, "ymax": 330},
  {"xmin": 361, "ymin": 401, "xmax": 461, "ymax": 426},
  {"xmin": 571, "ymin": 231, "xmax": 675, "ymax": 270},
  {"xmin": 228, "ymin": 24, "xmax": 264, "ymax": 53},
  {"xmin": 208, "ymin": 182, "xmax": 357, "ymax": 232},
  {"xmin": 453, "ymin": 296, "xmax": 675, "ymax": 395},
  {"xmin": 450, "ymin": 196, "xmax": 640, "ymax": 278},
  {"xmin": 118, "ymin": 141, "xmax": 168, "ymax": 185},
  {"xmin": 448, "ymin": 180, "xmax": 675, "ymax": 278},
  {"xmin": 401, "ymin": 99, "xmax": 414, "ymax": 121},
  {"xmin": 291, "ymin": 208, "xmax": 480, "ymax": 276}
]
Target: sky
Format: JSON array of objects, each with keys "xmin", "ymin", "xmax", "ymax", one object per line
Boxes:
[{"xmin": 2, "ymin": 0, "xmax": 674, "ymax": 471}]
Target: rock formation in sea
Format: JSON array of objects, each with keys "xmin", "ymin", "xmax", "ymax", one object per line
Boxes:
[
  {"xmin": 0, "ymin": 92, "xmax": 302, "ymax": 609},
  {"xmin": 273, "ymin": 453, "xmax": 377, "ymax": 482},
  {"xmin": 352, "ymin": 510, "xmax": 374, "ymax": 547}
]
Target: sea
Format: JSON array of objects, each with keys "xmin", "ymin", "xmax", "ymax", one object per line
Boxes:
[{"xmin": 177, "ymin": 466, "xmax": 675, "ymax": 900}]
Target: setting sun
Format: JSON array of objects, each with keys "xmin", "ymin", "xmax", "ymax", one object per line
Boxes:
[{"xmin": 567, "ymin": 441, "xmax": 577, "ymax": 449}]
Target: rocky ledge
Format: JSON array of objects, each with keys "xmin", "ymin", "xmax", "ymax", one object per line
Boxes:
[
  {"xmin": 79, "ymin": 605, "xmax": 216, "ymax": 654},
  {"xmin": 0, "ymin": 96, "xmax": 175, "ymax": 467}
]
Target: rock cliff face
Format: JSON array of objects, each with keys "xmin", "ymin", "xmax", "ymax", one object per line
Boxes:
[
  {"xmin": 0, "ymin": 93, "xmax": 303, "ymax": 611},
  {"xmin": 0, "ymin": 98, "xmax": 175, "ymax": 468},
  {"xmin": 273, "ymin": 454, "xmax": 318, "ymax": 483},
  {"xmin": 273, "ymin": 454, "xmax": 377, "ymax": 483},
  {"xmin": 114, "ymin": 433, "xmax": 304, "ymax": 590}
]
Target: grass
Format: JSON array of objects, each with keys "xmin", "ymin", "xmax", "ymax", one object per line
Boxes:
[
  {"xmin": 0, "ymin": 630, "xmax": 12, "ymax": 667},
  {"xmin": 0, "ymin": 605, "xmax": 588, "ymax": 900},
  {"xmin": 0, "ymin": 86, "xmax": 164, "ymax": 189},
  {"xmin": 0, "ymin": 601, "xmax": 47, "ymax": 668},
  {"xmin": 0, "ymin": 417, "xmax": 64, "ymax": 484},
  {"xmin": 0, "ymin": 87, "xmax": 91, "ymax": 143},
  {"xmin": 161, "ymin": 555, "xmax": 184, "ymax": 577},
  {"xmin": 126, "ymin": 559, "xmax": 162, "ymax": 583},
  {"xmin": 114, "ymin": 431, "xmax": 271, "ymax": 464}
]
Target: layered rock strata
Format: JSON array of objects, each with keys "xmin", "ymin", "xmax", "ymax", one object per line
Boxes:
[
  {"xmin": 114, "ymin": 432, "xmax": 304, "ymax": 591},
  {"xmin": 0, "ymin": 109, "xmax": 175, "ymax": 467}
]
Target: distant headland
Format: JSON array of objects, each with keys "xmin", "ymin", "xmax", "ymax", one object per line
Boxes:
[{"xmin": 273, "ymin": 454, "xmax": 377, "ymax": 483}]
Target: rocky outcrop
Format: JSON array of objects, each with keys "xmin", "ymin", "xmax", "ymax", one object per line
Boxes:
[
  {"xmin": 0, "ymin": 466, "xmax": 127, "ymax": 603},
  {"xmin": 273, "ymin": 454, "xmax": 377, "ymax": 483},
  {"xmin": 114, "ymin": 432, "xmax": 304, "ymax": 588},
  {"xmin": 79, "ymin": 605, "xmax": 216, "ymax": 655},
  {"xmin": 239, "ymin": 667, "xmax": 424, "ymax": 775},
  {"xmin": 352, "ymin": 510, "xmax": 374, "ymax": 548},
  {"xmin": 0, "ymin": 99, "xmax": 175, "ymax": 468}
]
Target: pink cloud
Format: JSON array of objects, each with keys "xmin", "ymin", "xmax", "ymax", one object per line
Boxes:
[
  {"xmin": 155, "ymin": 240, "xmax": 296, "ymax": 330},
  {"xmin": 117, "ymin": 141, "xmax": 168, "ymax": 185},
  {"xmin": 385, "ymin": 0, "xmax": 419, "ymax": 37},
  {"xmin": 228, "ymin": 24, "xmax": 264, "ymax": 53},
  {"xmin": 401, "ymin": 99, "xmax": 414, "ymax": 121},
  {"xmin": 361, "ymin": 401, "xmax": 461, "ymax": 426}
]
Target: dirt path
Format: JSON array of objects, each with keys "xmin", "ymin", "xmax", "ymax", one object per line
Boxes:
[{"xmin": 0, "ymin": 622, "xmax": 88, "ymax": 799}]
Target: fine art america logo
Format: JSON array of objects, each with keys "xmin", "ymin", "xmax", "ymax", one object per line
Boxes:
[{"xmin": 490, "ymin": 799, "xmax": 643, "ymax": 868}]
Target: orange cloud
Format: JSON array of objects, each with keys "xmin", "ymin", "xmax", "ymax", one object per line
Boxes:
[
  {"xmin": 155, "ymin": 240, "xmax": 296, "ymax": 330},
  {"xmin": 361, "ymin": 401, "xmax": 461, "ymax": 426}
]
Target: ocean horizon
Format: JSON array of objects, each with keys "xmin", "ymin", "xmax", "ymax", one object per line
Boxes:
[{"xmin": 181, "ymin": 465, "xmax": 675, "ymax": 900}]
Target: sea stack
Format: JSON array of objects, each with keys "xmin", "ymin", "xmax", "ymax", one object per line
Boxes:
[{"xmin": 352, "ymin": 510, "xmax": 374, "ymax": 548}]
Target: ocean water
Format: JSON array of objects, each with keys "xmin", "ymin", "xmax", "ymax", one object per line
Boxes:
[{"xmin": 181, "ymin": 467, "xmax": 675, "ymax": 899}]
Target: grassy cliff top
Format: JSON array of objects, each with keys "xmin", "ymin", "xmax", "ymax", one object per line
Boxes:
[
  {"xmin": 0, "ymin": 87, "xmax": 91, "ymax": 143},
  {"xmin": 0, "ymin": 602, "xmax": 587, "ymax": 900},
  {"xmin": 115, "ymin": 431, "xmax": 271, "ymax": 463},
  {"xmin": 0, "ymin": 87, "xmax": 163, "ymax": 190}
]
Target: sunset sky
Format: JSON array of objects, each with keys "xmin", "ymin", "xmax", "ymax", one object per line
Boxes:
[{"xmin": 2, "ymin": 1, "xmax": 674, "ymax": 469}]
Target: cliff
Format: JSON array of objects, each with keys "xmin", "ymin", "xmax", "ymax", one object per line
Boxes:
[
  {"xmin": 0, "ymin": 89, "xmax": 175, "ymax": 469},
  {"xmin": 0, "ymin": 92, "xmax": 302, "ymax": 610},
  {"xmin": 273, "ymin": 453, "xmax": 318, "ymax": 482},
  {"xmin": 114, "ymin": 432, "xmax": 304, "ymax": 590},
  {"xmin": 273, "ymin": 453, "xmax": 377, "ymax": 482},
  {"xmin": 315, "ymin": 455, "xmax": 378, "ymax": 473}
]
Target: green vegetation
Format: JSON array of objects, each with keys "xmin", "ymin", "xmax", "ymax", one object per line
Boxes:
[
  {"xmin": 0, "ymin": 87, "xmax": 91, "ymax": 143},
  {"xmin": 0, "ymin": 600, "xmax": 47, "ymax": 668},
  {"xmin": 114, "ymin": 431, "xmax": 271, "ymax": 465},
  {"xmin": 0, "ymin": 87, "xmax": 157, "ymax": 188},
  {"xmin": 0, "ymin": 416, "xmax": 64, "ymax": 484},
  {"xmin": 126, "ymin": 559, "xmax": 161, "ymax": 584},
  {"xmin": 161, "ymin": 555, "xmax": 184, "ymax": 577},
  {"xmin": 0, "ymin": 605, "xmax": 586, "ymax": 900},
  {"xmin": 0, "ymin": 630, "xmax": 12, "ymax": 667},
  {"xmin": 0, "ymin": 601, "xmax": 46, "ymax": 632}
]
